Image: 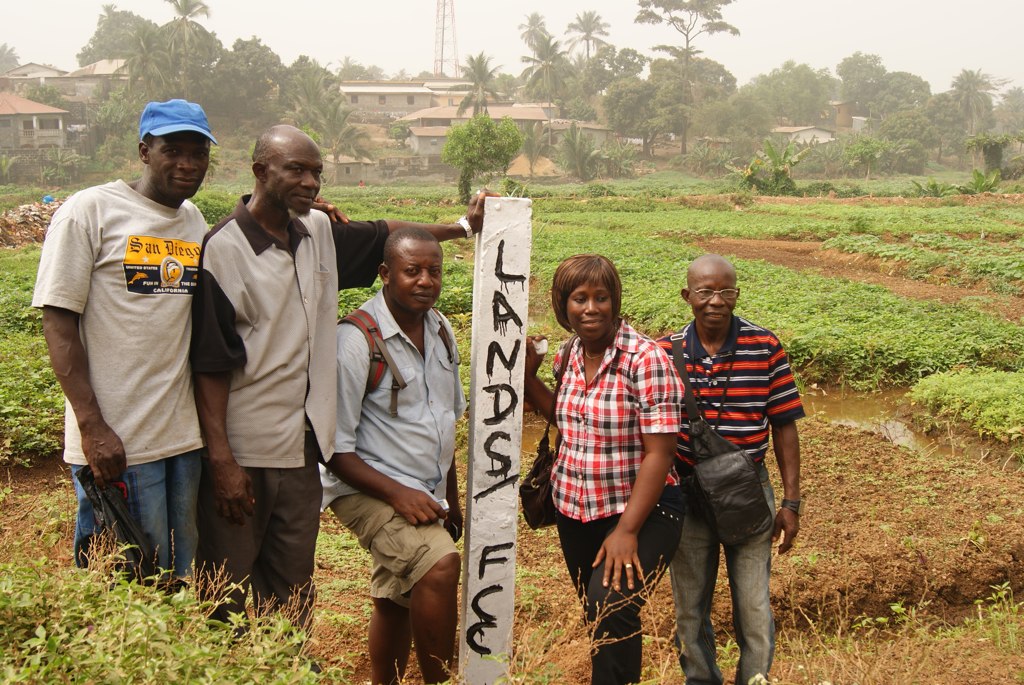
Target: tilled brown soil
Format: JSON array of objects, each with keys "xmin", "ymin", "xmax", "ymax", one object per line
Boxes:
[
  {"xmin": 697, "ymin": 237, "xmax": 1024, "ymax": 322},
  {"xmin": 3, "ymin": 418, "xmax": 1022, "ymax": 684}
]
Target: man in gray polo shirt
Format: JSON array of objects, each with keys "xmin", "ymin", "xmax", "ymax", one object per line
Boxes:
[{"xmin": 190, "ymin": 125, "xmax": 484, "ymax": 631}]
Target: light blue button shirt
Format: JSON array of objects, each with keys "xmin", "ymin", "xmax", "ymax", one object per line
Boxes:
[{"xmin": 321, "ymin": 289, "xmax": 466, "ymax": 509}]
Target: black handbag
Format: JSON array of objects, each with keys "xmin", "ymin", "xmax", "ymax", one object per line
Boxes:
[
  {"xmin": 76, "ymin": 466, "xmax": 159, "ymax": 581},
  {"xmin": 519, "ymin": 337, "xmax": 575, "ymax": 529},
  {"xmin": 672, "ymin": 332, "xmax": 773, "ymax": 546}
]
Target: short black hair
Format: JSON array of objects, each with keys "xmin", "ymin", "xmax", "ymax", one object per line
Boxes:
[{"xmin": 383, "ymin": 227, "xmax": 440, "ymax": 268}]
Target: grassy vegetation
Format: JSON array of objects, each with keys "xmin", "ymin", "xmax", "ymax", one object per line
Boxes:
[
  {"xmin": 909, "ymin": 369, "xmax": 1024, "ymax": 452},
  {"xmin": 0, "ymin": 557, "xmax": 339, "ymax": 683},
  {"xmin": 528, "ymin": 224, "xmax": 1024, "ymax": 389},
  {"xmin": 5, "ymin": 186, "xmax": 1024, "ymax": 461},
  {"xmin": 824, "ymin": 233, "xmax": 1024, "ymax": 293}
]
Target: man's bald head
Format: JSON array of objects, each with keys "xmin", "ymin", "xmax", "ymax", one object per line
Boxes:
[
  {"xmin": 250, "ymin": 124, "xmax": 323, "ymax": 217},
  {"xmin": 687, "ymin": 254, "xmax": 736, "ymax": 290},
  {"xmin": 252, "ymin": 124, "xmax": 319, "ymax": 165}
]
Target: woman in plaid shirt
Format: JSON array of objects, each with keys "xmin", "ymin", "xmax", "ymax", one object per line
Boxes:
[{"xmin": 524, "ymin": 254, "xmax": 686, "ymax": 685}]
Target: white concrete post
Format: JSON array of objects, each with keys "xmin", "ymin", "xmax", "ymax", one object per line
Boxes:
[{"xmin": 460, "ymin": 197, "xmax": 532, "ymax": 683}]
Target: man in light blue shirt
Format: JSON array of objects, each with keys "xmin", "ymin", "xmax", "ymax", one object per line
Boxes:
[{"xmin": 321, "ymin": 227, "xmax": 465, "ymax": 685}]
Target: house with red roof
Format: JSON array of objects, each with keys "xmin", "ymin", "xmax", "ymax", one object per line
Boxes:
[{"xmin": 0, "ymin": 92, "xmax": 69, "ymax": 149}]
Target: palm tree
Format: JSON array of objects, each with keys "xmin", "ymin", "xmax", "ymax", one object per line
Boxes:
[
  {"xmin": 286, "ymin": 66, "xmax": 332, "ymax": 126},
  {"xmin": 314, "ymin": 98, "xmax": 371, "ymax": 182},
  {"xmin": 566, "ymin": 11, "xmax": 610, "ymax": 61},
  {"xmin": 951, "ymin": 68, "xmax": 1001, "ymax": 135},
  {"xmin": 458, "ymin": 52, "xmax": 500, "ymax": 116},
  {"xmin": 519, "ymin": 122, "xmax": 552, "ymax": 178},
  {"xmin": 521, "ymin": 35, "xmax": 568, "ymax": 143},
  {"xmin": 0, "ymin": 43, "xmax": 19, "ymax": 73},
  {"xmin": 519, "ymin": 12, "xmax": 550, "ymax": 57},
  {"xmin": 558, "ymin": 122, "xmax": 600, "ymax": 181},
  {"xmin": 161, "ymin": 0, "xmax": 211, "ymax": 98},
  {"xmin": 125, "ymin": 24, "xmax": 171, "ymax": 97}
]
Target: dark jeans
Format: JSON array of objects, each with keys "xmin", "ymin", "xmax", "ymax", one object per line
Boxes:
[
  {"xmin": 556, "ymin": 487, "xmax": 684, "ymax": 685},
  {"xmin": 196, "ymin": 432, "xmax": 323, "ymax": 631}
]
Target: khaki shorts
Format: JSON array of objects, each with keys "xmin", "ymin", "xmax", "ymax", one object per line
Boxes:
[{"xmin": 329, "ymin": 492, "xmax": 457, "ymax": 607}]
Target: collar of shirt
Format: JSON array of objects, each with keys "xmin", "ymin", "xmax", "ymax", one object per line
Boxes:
[
  {"xmin": 232, "ymin": 194, "xmax": 310, "ymax": 255},
  {"xmin": 685, "ymin": 315, "xmax": 740, "ymax": 361}
]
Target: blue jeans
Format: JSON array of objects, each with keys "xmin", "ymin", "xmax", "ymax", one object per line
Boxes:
[
  {"xmin": 71, "ymin": 449, "xmax": 202, "ymax": 578},
  {"xmin": 670, "ymin": 477, "xmax": 776, "ymax": 685}
]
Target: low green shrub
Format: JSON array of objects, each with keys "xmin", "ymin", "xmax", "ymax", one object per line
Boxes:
[
  {"xmin": 0, "ymin": 332, "xmax": 64, "ymax": 465},
  {"xmin": 190, "ymin": 189, "xmax": 238, "ymax": 225},
  {"xmin": 908, "ymin": 369, "xmax": 1024, "ymax": 444},
  {"xmin": 0, "ymin": 559, "xmax": 341, "ymax": 683}
]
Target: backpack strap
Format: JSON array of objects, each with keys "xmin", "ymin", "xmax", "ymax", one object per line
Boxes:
[
  {"xmin": 340, "ymin": 309, "xmax": 408, "ymax": 418},
  {"xmin": 432, "ymin": 307, "xmax": 455, "ymax": 364}
]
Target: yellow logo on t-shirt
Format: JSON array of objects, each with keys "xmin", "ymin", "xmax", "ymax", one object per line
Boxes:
[{"xmin": 122, "ymin": 235, "xmax": 200, "ymax": 295}]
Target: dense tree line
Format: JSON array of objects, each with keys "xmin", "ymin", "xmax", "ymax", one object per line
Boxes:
[{"xmin": 27, "ymin": 1, "xmax": 1024, "ymax": 181}]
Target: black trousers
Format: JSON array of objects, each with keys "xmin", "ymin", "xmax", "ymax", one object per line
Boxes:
[
  {"xmin": 556, "ymin": 489, "xmax": 684, "ymax": 685},
  {"xmin": 196, "ymin": 432, "xmax": 323, "ymax": 631}
]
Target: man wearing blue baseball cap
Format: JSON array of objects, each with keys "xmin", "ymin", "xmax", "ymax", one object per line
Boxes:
[{"xmin": 33, "ymin": 99, "xmax": 217, "ymax": 580}]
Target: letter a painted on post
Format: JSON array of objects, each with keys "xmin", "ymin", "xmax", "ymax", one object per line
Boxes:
[{"xmin": 460, "ymin": 197, "xmax": 532, "ymax": 684}]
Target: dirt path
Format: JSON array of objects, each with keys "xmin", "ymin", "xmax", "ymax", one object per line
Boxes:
[{"xmin": 698, "ymin": 237, "xmax": 1024, "ymax": 322}]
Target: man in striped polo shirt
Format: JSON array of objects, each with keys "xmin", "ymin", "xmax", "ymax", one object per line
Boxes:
[{"xmin": 658, "ymin": 253, "xmax": 804, "ymax": 685}]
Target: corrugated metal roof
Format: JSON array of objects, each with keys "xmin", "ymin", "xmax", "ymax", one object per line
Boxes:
[
  {"xmin": 400, "ymin": 105, "xmax": 548, "ymax": 122},
  {"xmin": 0, "ymin": 92, "xmax": 69, "ymax": 115},
  {"xmin": 340, "ymin": 84, "xmax": 433, "ymax": 94},
  {"xmin": 410, "ymin": 126, "xmax": 449, "ymax": 136},
  {"xmin": 63, "ymin": 59, "xmax": 127, "ymax": 77}
]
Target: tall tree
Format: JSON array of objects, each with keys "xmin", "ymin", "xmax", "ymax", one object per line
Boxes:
[
  {"xmin": 76, "ymin": 7, "xmax": 159, "ymax": 66},
  {"xmin": 314, "ymin": 98, "xmax": 371, "ymax": 180},
  {"xmin": 207, "ymin": 37, "xmax": 286, "ymax": 120},
  {"xmin": 924, "ymin": 92, "xmax": 967, "ymax": 163},
  {"xmin": 161, "ymin": 0, "xmax": 213, "ymax": 98},
  {"xmin": 581, "ymin": 46, "xmax": 648, "ymax": 96},
  {"xmin": 951, "ymin": 68, "xmax": 1002, "ymax": 135},
  {"xmin": 744, "ymin": 61, "xmax": 836, "ymax": 125},
  {"xmin": 566, "ymin": 11, "xmax": 610, "ymax": 61},
  {"xmin": 872, "ymin": 71, "xmax": 931, "ymax": 120},
  {"xmin": 604, "ymin": 77, "xmax": 661, "ymax": 156},
  {"xmin": 519, "ymin": 12, "xmax": 550, "ymax": 57},
  {"xmin": 124, "ymin": 24, "xmax": 171, "ymax": 97},
  {"xmin": 458, "ymin": 52, "xmax": 500, "ymax": 116},
  {"xmin": 995, "ymin": 87, "xmax": 1024, "ymax": 134},
  {"xmin": 0, "ymin": 43, "xmax": 20, "ymax": 73},
  {"xmin": 521, "ymin": 34, "xmax": 569, "ymax": 140},
  {"xmin": 836, "ymin": 52, "xmax": 886, "ymax": 117},
  {"xmin": 635, "ymin": 0, "xmax": 739, "ymax": 154}
]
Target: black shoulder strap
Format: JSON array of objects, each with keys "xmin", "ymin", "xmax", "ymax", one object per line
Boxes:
[{"xmin": 672, "ymin": 331, "xmax": 702, "ymax": 423}]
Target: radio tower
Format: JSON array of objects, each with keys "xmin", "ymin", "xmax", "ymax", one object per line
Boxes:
[{"xmin": 433, "ymin": 0, "xmax": 459, "ymax": 77}]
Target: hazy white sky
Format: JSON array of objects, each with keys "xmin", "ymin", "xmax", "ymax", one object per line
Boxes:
[{"xmin": 4, "ymin": 0, "xmax": 1021, "ymax": 94}]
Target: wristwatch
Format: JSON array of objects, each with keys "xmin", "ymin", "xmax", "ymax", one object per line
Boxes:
[
  {"xmin": 781, "ymin": 498, "xmax": 804, "ymax": 516},
  {"xmin": 457, "ymin": 215, "xmax": 473, "ymax": 238}
]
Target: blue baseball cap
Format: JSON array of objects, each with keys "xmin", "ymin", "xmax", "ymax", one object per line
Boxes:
[{"xmin": 139, "ymin": 99, "xmax": 217, "ymax": 144}]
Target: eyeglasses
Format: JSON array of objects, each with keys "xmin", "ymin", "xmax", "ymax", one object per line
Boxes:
[{"xmin": 692, "ymin": 288, "xmax": 740, "ymax": 302}]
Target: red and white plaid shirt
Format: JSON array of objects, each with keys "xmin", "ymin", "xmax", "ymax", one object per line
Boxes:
[{"xmin": 551, "ymin": 321, "xmax": 684, "ymax": 523}]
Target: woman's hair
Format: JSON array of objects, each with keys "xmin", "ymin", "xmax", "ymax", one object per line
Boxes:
[{"xmin": 550, "ymin": 254, "xmax": 622, "ymax": 332}]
